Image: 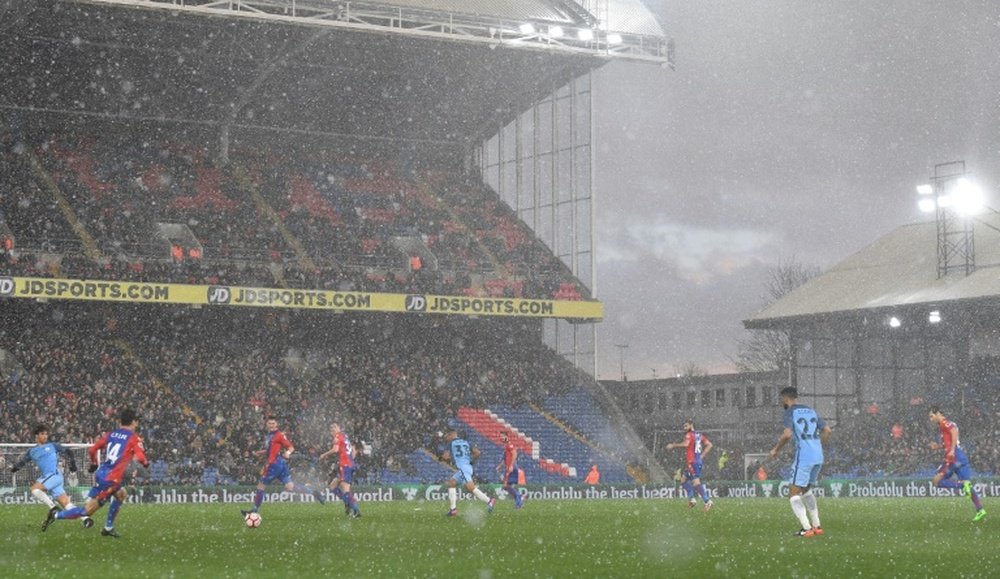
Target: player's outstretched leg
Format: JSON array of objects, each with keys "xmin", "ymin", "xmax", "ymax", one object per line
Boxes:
[
  {"xmin": 54, "ymin": 505, "xmax": 87, "ymax": 521},
  {"xmin": 252, "ymin": 488, "xmax": 265, "ymax": 513},
  {"xmin": 801, "ymin": 490, "xmax": 821, "ymax": 533},
  {"xmin": 41, "ymin": 506, "xmax": 59, "ymax": 532}
]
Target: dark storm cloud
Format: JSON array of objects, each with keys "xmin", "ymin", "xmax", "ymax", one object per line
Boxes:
[{"xmin": 594, "ymin": 0, "xmax": 1000, "ymax": 378}]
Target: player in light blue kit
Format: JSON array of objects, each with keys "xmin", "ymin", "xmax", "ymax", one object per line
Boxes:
[
  {"xmin": 441, "ymin": 429, "xmax": 495, "ymax": 517},
  {"xmin": 769, "ymin": 387, "xmax": 831, "ymax": 538},
  {"xmin": 9, "ymin": 424, "xmax": 93, "ymax": 529}
]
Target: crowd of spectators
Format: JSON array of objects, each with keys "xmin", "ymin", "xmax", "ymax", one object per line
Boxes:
[
  {"xmin": 0, "ymin": 130, "xmax": 589, "ymax": 301},
  {"xmin": 0, "ymin": 301, "xmax": 582, "ymax": 486}
]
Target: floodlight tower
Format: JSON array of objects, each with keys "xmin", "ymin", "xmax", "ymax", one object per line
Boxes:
[{"xmin": 917, "ymin": 161, "xmax": 982, "ymax": 278}]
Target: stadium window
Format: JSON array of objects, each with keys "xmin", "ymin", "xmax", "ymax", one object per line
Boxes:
[
  {"xmin": 760, "ymin": 387, "xmax": 772, "ymax": 405},
  {"xmin": 673, "ymin": 391, "xmax": 682, "ymax": 408},
  {"xmin": 686, "ymin": 391, "xmax": 696, "ymax": 408},
  {"xmin": 701, "ymin": 390, "xmax": 711, "ymax": 408},
  {"xmin": 716, "ymin": 388, "xmax": 725, "ymax": 407},
  {"xmin": 746, "ymin": 386, "xmax": 756, "ymax": 408},
  {"xmin": 659, "ymin": 393, "xmax": 668, "ymax": 410},
  {"xmin": 731, "ymin": 388, "xmax": 741, "ymax": 407}
]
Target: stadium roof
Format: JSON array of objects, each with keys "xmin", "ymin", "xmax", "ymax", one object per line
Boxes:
[
  {"xmin": 3, "ymin": 0, "xmax": 658, "ymax": 146},
  {"xmin": 744, "ymin": 215, "xmax": 1000, "ymax": 329}
]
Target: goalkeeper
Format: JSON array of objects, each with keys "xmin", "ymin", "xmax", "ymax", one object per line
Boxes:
[{"xmin": 9, "ymin": 424, "xmax": 93, "ymax": 529}]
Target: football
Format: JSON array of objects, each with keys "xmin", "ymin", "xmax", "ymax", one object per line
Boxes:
[{"xmin": 244, "ymin": 512, "xmax": 262, "ymax": 528}]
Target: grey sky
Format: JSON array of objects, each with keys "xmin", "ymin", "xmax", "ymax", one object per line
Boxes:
[{"xmin": 593, "ymin": 1, "xmax": 1000, "ymax": 379}]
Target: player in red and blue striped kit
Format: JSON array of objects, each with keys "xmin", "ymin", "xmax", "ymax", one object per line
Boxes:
[
  {"xmin": 929, "ymin": 407, "xmax": 986, "ymax": 522},
  {"xmin": 43, "ymin": 408, "xmax": 148, "ymax": 538},
  {"xmin": 320, "ymin": 422, "xmax": 361, "ymax": 518},
  {"xmin": 666, "ymin": 419, "xmax": 714, "ymax": 512},
  {"xmin": 241, "ymin": 416, "xmax": 325, "ymax": 518}
]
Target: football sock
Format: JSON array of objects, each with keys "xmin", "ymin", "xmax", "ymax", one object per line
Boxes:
[
  {"xmin": 801, "ymin": 490, "xmax": 821, "ymax": 528},
  {"xmin": 472, "ymin": 487, "xmax": 491, "ymax": 504},
  {"xmin": 56, "ymin": 506, "xmax": 86, "ymax": 520},
  {"xmin": 448, "ymin": 487, "xmax": 458, "ymax": 510},
  {"xmin": 332, "ymin": 488, "xmax": 344, "ymax": 500},
  {"xmin": 503, "ymin": 484, "xmax": 516, "ymax": 497},
  {"xmin": 31, "ymin": 488, "xmax": 56, "ymax": 509},
  {"xmin": 682, "ymin": 481, "xmax": 694, "ymax": 498},
  {"xmin": 343, "ymin": 492, "xmax": 357, "ymax": 509},
  {"xmin": 105, "ymin": 498, "xmax": 122, "ymax": 529},
  {"xmin": 938, "ymin": 479, "xmax": 961, "ymax": 489},
  {"xmin": 253, "ymin": 489, "xmax": 265, "ymax": 511},
  {"xmin": 971, "ymin": 489, "xmax": 983, "ymax": 511},
  {"xmin": 789, "ymin": 496, "xmax": 811, "ymax": 530},
  {"xmin": 695, "ymin": 484, "xmax": 710, "ymax": 503}
]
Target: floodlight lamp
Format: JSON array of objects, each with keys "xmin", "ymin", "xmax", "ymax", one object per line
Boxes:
[
  {"xmin": 929, "ymin": 310, "xmax": 941, "ymax": 324},
  {"xmin": 950, "ymin": 177, "xmax": 986, "ymax": 216},
  {"xmin": 889, "ymin": 316, "xmax": 901, "ymax": 328},
  {"xmin": 519, "ymin": 23, "xmax": 536, "ymax": 35},
  {"xmin": 578, "ymin": 28, "xmax": 594, "ymax": 41},
  {"xmin": 916, "ymin": 184, "xmax": 933, "ymax": 195},
  {"xmin": 607, "ymin": 33, "xmax": 623, "ymax": 45},
  {"xmin": 548, "ymin": 26, "xmax": 564, "ymax": 38},
  {"xmin": 918, "ymin": 198, "xmax": 936, "ymax": 213}
]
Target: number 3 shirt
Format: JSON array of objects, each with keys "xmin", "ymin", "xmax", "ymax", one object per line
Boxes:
[
  {"xmin": 784, "ymin": 404, "xmax": 826, "ymax": 465},
  {"xmin": 89, "ymin": 428, "xmax": 148, "ymax": 483}
]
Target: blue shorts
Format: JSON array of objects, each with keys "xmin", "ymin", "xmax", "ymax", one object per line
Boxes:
[
  {"xmin": 684, "ymin": 462, "xmax": 703, "ymax": 480},
  {"xmin": 87, "ymin": 467, "xmax": 121, "ymax": 503},
  {"xmin": 261, "ymin": 461, "xmax": 291, "ymax": 485},
  {"xmin": 504, "ymin": 468, "xmax": 521, "ymax": 485},
  {"xmin": 789, "ymin": 462, "xmax": 822, "ymax": 488},
  {"xmin": 452, "ymin": 465, "xmax": 473, "ymax": 485},
  {"xmin": 939, "ymin": 458, "xmax": 972, "ymax": 481},
  {"xmin": 338, "ymin": 465, "xmax": 355, "ymax": 485},
  {"xmin": 37, "ymin": 472, "xmax": 66, "ymax": 499}
]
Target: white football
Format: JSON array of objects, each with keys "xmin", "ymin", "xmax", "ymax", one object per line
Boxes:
[{"xmin": 244, "ymin": 512, "xmax": 262, "ymax": 528}]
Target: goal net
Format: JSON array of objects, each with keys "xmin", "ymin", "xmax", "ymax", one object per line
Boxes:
[{"xmin": 0, "ymin": 443, "xmax": 95, "ymax": 506}]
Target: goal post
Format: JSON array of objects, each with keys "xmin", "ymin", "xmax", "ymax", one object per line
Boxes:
[{"xmin": 0, "ymin": 443, "xmax": 95, "ymax": 506}]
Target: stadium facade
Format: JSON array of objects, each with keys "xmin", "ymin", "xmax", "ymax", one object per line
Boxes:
[{"xmin": 745, "ymin": 213, "xmax": 1000, "ymax": 425}]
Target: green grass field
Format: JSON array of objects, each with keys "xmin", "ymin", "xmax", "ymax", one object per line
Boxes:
[{"xmin": 1, "ymin": 498, "xmax": 994, "ymax": 578}]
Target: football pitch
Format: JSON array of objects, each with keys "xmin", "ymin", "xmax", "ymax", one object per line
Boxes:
[{"xmin": 1, "ymin": 498, "xmax": 994, "ymax": 577}]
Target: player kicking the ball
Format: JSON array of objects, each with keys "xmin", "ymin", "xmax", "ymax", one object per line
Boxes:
[
  {"xmin": 769, "ymin": 388, "xmax": 831, "ymax": 538},
  {"xmin": 241, "ymin": 416, "xmax": 325, "ymax": 519},
  {"xmin": 441, "ymin": 429, "xmax": 495, "ymax": 516},
  {"xmin": 11, "ymin": 423, "xmax": 93, "ymax": 529}
]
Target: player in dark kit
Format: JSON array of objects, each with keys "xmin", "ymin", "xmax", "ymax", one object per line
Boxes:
[
  {"xmin": 666, "ymin": 419, "xmax": 714, "ymax": 511},
  {"xmin": 495, "ymin": 430, "xmax": 525, "ymax": 509},
  {"xmin": 320, "ymin": 422, "xmax": 361, "ymax": 518},
  {"xmin": 45, "ymin": 409, "xmax": 148, "ymax": 538},
  {"xmin": 929, "ymin": 407, "xmax": 986, "ymax": 522},
  {"xmin": 241, "ymin": 416, "xmax": 325, "ymax": 517}
]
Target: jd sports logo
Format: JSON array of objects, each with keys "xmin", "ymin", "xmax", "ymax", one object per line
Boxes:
[
  {"xmin": 207, "ymin": 286, "xmax": 231, "ymax": 304},
  {"xmin": 405, "ymin": 295, "xmax": 426, "ymax": 312},
  {"xmin": 0, "ymin": 277, "xmax": 13, "ymax": 296}
]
